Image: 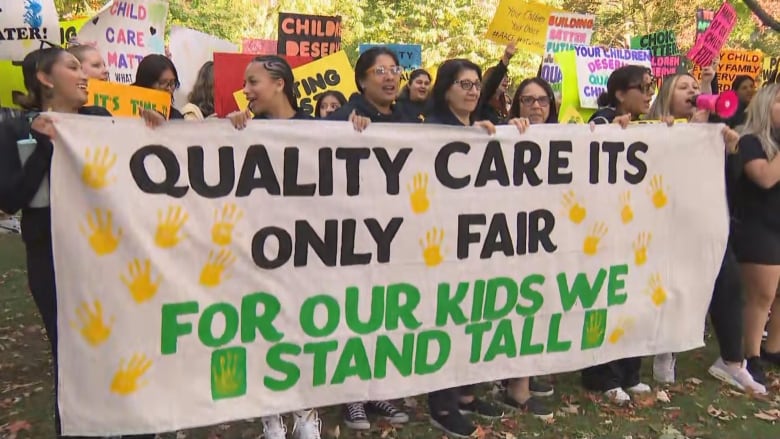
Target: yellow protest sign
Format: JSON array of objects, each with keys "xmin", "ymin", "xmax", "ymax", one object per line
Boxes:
[
  {"xmin": 234, "ymin": 89, "xmax": 249, "ymax": 111},
  {"xmin": 486, "ymin": 0, "xmax": 555, "ymax": 54},
  {"xmin": 555, "ymin": 50, "xmax": 594, "ymax": 124},
  {"xmin": 87, "ymin": 80, "xmax": 172, "ymax": 118},
  {"xmin": 60, "ymin": 17, "xmax": 89, "ymax": 45}
]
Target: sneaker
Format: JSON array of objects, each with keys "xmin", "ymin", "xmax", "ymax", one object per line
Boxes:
[
  {"xmin": 604, "ymin": 387, "xmax": 631, "ymax": 405},
  {"xmin": 343, "ymin": 403, "xmax": 370, "ymax": 430},
  {"xmin": 0, "ymin": 216, "xmax": 21, "ymax": 234},
  {"xmin": 760, "ymin": 347, "xmax": 780, "ymax": 367},
  {"xmin": 430, "ymin": 411, "xmax": 476, "ymax": 438},
  {"xmin": 529, "ymin": 377, "xmax": 554, "ymax": 397},
  {"xmin": 501, "ymin": 394, "xmax": 553, "ymax": 420},
  {"xmin": 708, "ymin": 358, "xmax": 767, "ymax": 395},
  {"xmin": 367, "ymin": 400, "xmax": 409, "ymax": 424},
  {"xmin": 261, "ymin": 414, "xmax": 287, "ymax": 439},
  {"xmin": 746, "ymin": 356, "xmax": 767, "ymax": 385},
  {"xmin": 458, "ymin": 397, "xmax": 504, "ymax": 419},
  {"xmin": 653, "ymin": 353, "xmax": 676, "ymax": 383},
  {"xmin": 626, "ymin": 382, "xmax": 652, "ymax": 393},
  {"xmin": 292, "ymin": 410, "xmax": 321, "ymax": 439}
]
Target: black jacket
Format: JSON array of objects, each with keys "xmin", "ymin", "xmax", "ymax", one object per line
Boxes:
[
  {"xmin": 588, "ymin": 107, "xmax": 618, "ymax": 125},
  {"xmin": 394, "ymin": 96, "xmax": 427, "ymax": 123},
  {"xmin": 476, "ymin": 59, "xmax": 509, "ymax": 124},
  {"xmin": 327, "ymin": 93, "xmax": 409, "ymax": 123},
  {"xmin": 424, "ymin": 108, "xmax": 468, "ymax": 127},
  {"xmin": 253, "ymin": 109, "xmax": 314, "ymax": 120}
]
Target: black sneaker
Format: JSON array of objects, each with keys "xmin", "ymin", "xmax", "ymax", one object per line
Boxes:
[
  {"xmin": 760, "ymin": 347, "xmax": 780, "ymax": 367},
  {"xmin": 502, "ymin": 394, "xmax": 553, "ymax": 420},
  {"xmin": 746, "ymin": 356, "xmax": 767, "ymax": 385},
  {"xmin": 344, "ymin": 402, "xmax": 370, "ymax": 430},
  {"xmin": 430, "ymin": 411, "xmax": 476, "ymax": 438},
  {"xmin": 458, "ymin": 397, "xmax": 504, "ymax": 419},
  {"xmin": 529, "ymin": 377, "xmax": 554, "ymax": 397},
  {"xmin": 367, "ymin": 400, "xmax": 409, "ymax": 424}
]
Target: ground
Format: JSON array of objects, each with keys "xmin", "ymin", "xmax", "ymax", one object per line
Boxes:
[{"xmin": 1, "ymin": 233, "xmax": 779, "ymax": 439}]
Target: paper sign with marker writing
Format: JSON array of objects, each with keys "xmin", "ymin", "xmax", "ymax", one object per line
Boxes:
[
  {"xmin": 291, "ymin": 50, "xmax": 357, "ymax": 117},
  {"xmin": 695, "ymin": 9, "xmax": 714, "ymax": 43},
  {"xmin": 630, "ymin": 30, "xmax": 680, "ymax": 82},
  {"xmin": 77, "ymin": 0, "xmax": 169, "ymax": 84},
  {"xmin": 87, "ymin": 79, "xmax": 172, "ymax": 118},
  {"xmin": 686, "ymin": 2, "xmax": 736, "ymax": 68},
  {"xmin": 359, "ymin": 43, "xmax": 422, "ymax": 88},
  {"xmin": 486, "ymin": 0, "xmax": 554, "ymax": 53},
  {"xmin": 542, "ymin": 11, "xmax": 594, "ymax": 103},
  {"xmin": 0, "ymin": 0, "xmax": 59, "ymax": 61},
  {"xmin": 691, "ymin": 50, "xmax": 764, "ymax": 93},
  {"xmin": 575, "ymin": 46, "xmax": 652, "ymax": 109},
  {"xmin": 169, "ymin": 26, "xmax": 238, "ymax": 111},
  {"xmin": 277, "ymin": 13, "xmax": 341, "ymax": 59},
  {"xmin": 763, "ymin": 56, "xmax": 780, "ymax": 84},
  {"xmin": 242, "ymin": 38, "xmax": 277, "ymax": 55},
  {"xmin": 51, "ymin": 114, "xmax": 726, "ymax": 435},
  {"xmin": 60, "ymin": 17, "xmax": 88, "ymax": 45}
]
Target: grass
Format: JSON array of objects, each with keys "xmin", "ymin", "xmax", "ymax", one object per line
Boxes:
[{"xmin": 1, "ymin": 232, "xmax": 779, "ymax": 439}]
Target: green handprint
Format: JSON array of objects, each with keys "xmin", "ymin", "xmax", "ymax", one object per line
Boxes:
[
  {"xmin": 581, "ymin": 309, "xmax": 607, "ymax": 350},
  {"xmin": 211, "ymin": 347, "xmax": 247, "ymax": 400}
]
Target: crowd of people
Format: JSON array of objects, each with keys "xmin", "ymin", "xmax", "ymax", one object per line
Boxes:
[{"xmin": 0, "ymin": 34, "xmax": 779, "ymax": 439}]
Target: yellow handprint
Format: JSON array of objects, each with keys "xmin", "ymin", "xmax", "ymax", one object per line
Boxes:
[
  {"xmin": 562, "ymin": 190, "xmax": 587, "ymax": 224},
  {"xmin": 645, "ymin": 272, "xmax": 667, "ymax": 306},
  {"xmin": 647, "ymin": 175, "xmax": 668, "ymax": 209},
  {"xmin": 71, "ymin": 300, "xmax": 113, "ymax": 346},
  {"xmin": 155, "ymin": 205, "xmax": 188, "ymax": 248},
  {"xmin": 79, "ymin": 208, "xmax": 122, "ymax": 256},
  {"xmin": 211, "ymin": 203, "xmax": 244, "ymax": 246},
  {"xmin": 213, "ymin": 352, "xmax": 242, "ymax": 396},
  {"xmin": 120, "ymin": 258, "xmax": 161, "ymax": 303},
  {"xmin": 407, "ymin": 172, "xmax": 430, "ymax": 214},
  {"xmin": 200, "ymin": 249, "xmax": 236, "ymax": 287},
  {"xmin": 582, "ymin": 222, "xmax": 608, "ymax": 256},
  {"xmin": 110, "ymin": 353, "xmax": 152, "ymax": 396},
  {"xmin": 81, "ymin": 146, "xmax": 117, "ymax": 190},
  {"xmin": 633, "ymin": 232, "xmax": 652, "ymax": 266},
  {"xmin": 420, "ymin": 227, "xmax": 445, "ymax": 267},
  {"xmin": 608, "ymin": 317, "xmax": 635, "ymax": 344},
  {"xmin": 619, "ymin": 190, "xmax": 633, "ymax": 224}
]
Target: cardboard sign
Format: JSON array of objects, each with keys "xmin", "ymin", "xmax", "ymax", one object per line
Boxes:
[
  {"xmin": 574, "ymin": 46, "xmax": 652, "ymax": 109},
  {"xmin": 0, "ymin": 0, "xmax": 60, "ymax": 61},
  {"xmin": 277, "ymin": 13, "xmax": 341, "ymax": 59},
  {"xmin": 686, "ymin": 2, "xmax": 736, "ymax": 67},
  {"xmin": 486, "ymin": 0, "xmax": 554, "ymax": 54},
  {"xmin": 359, "ymin": 43, "xmax": 422, "ymax": 87},
  {"xmin": 242, "ymin": 38, "xmax": 276, "ymax": 55},
  {"xmin": 695, "ymin": 9, "xmax": 714, "ymax": 43},
  {"xmin": 213, "ymin": 52, "xmax": 312, "ymax": 116},
  {"xmin": 51, "ymin": 114, "xmax": 728, "ymax": 436},
  {"xmin": 692, "ymin": 50, "xmax": 764, "ymax": 93},
  {"xmin": 545, "ymin": 11, "xmax": 595, "ymax": 54},
  {"xmin": 762, "ymin": 56, "xmax": 780, "ymax": 84},
  {"xmin": 630, "ymin": 30, "xmax": 680, "ymax": 82},
  {"xmin": 77, "ymin": 0, "xmax": 169, "ymax": 84},
  {"xmin": 290, "ymin": 50, "xmax": 357, "ymax": 117},
  {"xmin": 87, "ymin": 79, "xmax": 172, "ymax": 118}
]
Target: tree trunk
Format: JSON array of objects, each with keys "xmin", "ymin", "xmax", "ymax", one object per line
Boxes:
[{"xmin": 742, "ymin": 0, "xmax": 780, "ymax": 32}]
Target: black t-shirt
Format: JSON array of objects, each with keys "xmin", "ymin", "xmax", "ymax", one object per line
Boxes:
[{"xmin": 736, "ymin": 134, "xmax": 780, "ymax": 230}]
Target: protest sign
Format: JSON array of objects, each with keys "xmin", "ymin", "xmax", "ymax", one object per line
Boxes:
[
  {"xmin": 51, "ymin": 114, "xmax": 727, "ymax": 435},
  {"xmin": 630, "ymin": 30, "xmax": 680, "ymax": 82},
  {"xmin": 359, "ymin": 43, "xmax": 422, "ymax": 87},
  {"xmin": 691, "ymin": 50, "xmax": 763, "ymax": 93},
  {"xmin": 486, "ymin": 0, "xmax": 554, "ymax": 53},
  {"xmin": 169, "ymin": 26, "xmax": 238, "ymax": 111},
  {"xmin": 0, "ymin": 0, "xmax": 59, "ymax": 61},
  {"xmin": 695, "ymin": 9, "xmax": 714, "ymax": 43},
  {"xmin": 277, "ymin": 13, "xmax": 341, "ymax": 59},
  {"xmin": 543, "ymin": 11, "xmax": 594, "ymax": 101},
  {"xmin": 60, "ymin": 17, "xmax": 88, "ymax": 45},
  {"xmin": 290, "ymin": 50, "xmax": 357, "ymax": 117},
  {"xmin": 762, "ymin": 56, "xmax": 779, "ymax": 84},
  {"xmin": 87, "ymin": 79, "xmax": 172, "ymax": 118},
  {"xmin": 77, "ymin": 0, "xmax": 169, "ymax": 84},
  {"xmin": 242, "ymin": 38, "xmax": 277, "ymax": 55},
  {"xmin": 574, "ymin": 46, "xmax": 652, "ymax": 109},
  {"xmin": 686, "ymin": 2, "xmax": 736, "ymax": 67},
  {"xmin": 213, "ymin": 52, "xmax": 312, "ymax": 116},
  {"xmin": 555, "ymin": 49, "xmax": 591, "ymax": 123}
]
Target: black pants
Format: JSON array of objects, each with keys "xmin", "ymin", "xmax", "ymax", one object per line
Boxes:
[
  {"xmin": 23, "ymin": 211, "xmax": 154, "ymax": 439},
  {"xmin": 709, "ymin": 243, "xmax": 743, "ymax": 362},
  {"xmin": 581, "ymin": 357, "xmax": 641, "ymax": 391},
  {"xmin": 428, "ymin": 384, "xmax": 474, "ymax": 415}
]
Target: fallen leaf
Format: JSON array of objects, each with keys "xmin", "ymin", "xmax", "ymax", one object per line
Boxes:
[
  {"xmin": 561, "ymin": 403, "xmax": 580, "ymax": 414},
  {"xmin": 633, "ymin": 393, "xmax": 656, "ymax": 408},
  {"xmin": 754, "ymin": 409, "xmax": 780, "ymax": 422},
  {"xmin": 656, "ymin": 390, "xmax": 671, "ymax": 403},
  {"xmin": 470, "ymin": 425, "xmax": 488, "ymax": 439},
  {"xmin": 685, "ymin": 377, "xmax": 703, "ymax": 385},
  {"xmin": 402, "ymin": 397, "xmax": 418, "ymax": 409},
  {"xmin": 500, "ymin": 417, "xmax": 519, "ymax": 430},
  {"xmin": 328, "ymin": 424, "xmax": 341, "ymax": 438},
  {"xmin": 707, "ymin": 404, "xmax": 736, "ymax": 421},
  {"xmin": 6, "ymin": 420, "xmax": 31, "ymax": 433}
]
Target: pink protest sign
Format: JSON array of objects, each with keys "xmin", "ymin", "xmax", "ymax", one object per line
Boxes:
[
  {"xmin": 686, "ymin": 2, "xmax": 736, "ymax": 67},
  {"xmin": 242, "ymin": 38, "xmax": 277, "ymax": 54}
]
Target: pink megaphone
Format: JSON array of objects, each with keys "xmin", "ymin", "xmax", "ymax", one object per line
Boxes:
[{"xmin": 688, "ymin": 90, "xmax": 739, "ymax": 119}]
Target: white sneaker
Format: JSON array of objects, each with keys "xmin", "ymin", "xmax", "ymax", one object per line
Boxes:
[
  {"xmin": 708, "ymin": 358, "xmax": 767, "ymax": 395},
  {"xmin": 261, "ymin": 414, "xmax": 287, "ymax": 439},
  {"xmin": 0, "ymin": 216, "xmax": 21, "ymax": 234},
  {"xmin": 604, "ymin": 387, "xmax": 631, "ymax": 404},
  {"xmin": 626, "ymin": 382, "xmax": 652, "ymax": 393},
  {"xmin": 292, "ymin": 410, "xmax": 321, "ymax": 439},
  {"xmin": 653, "ymin": 353, "xmax": 676, "ymax": 383}
]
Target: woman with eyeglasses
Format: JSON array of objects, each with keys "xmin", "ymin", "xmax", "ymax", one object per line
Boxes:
[
  {"xmin": 395, "ymin": 68, "xmax": 431, "ymax": 122},
  {"xmin": 132, "ymin": 54, "xmax": 184, "ymax": 119},
  {"xmin": 0, "ymin": 47, "xmax": 156, "ymax": 439}
]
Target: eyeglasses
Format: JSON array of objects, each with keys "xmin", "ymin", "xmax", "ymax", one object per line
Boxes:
[
  {"xmin": 369, "ymin": 65, "xmax": 403, "ymax": 77},
  {"xmin": 155, "ymin": 79, "xmax": 179, "ymax": 91},
  {"xmin": 453, "ymin": 80, "xmax": 481, "ymax": 91},
  {"xmin": 519, "ymin": 95, "xmax": 550, "ymax": 107},
  {"xmin": 628, "ymin": 83, "xmax": 656, "ymax": 95}
]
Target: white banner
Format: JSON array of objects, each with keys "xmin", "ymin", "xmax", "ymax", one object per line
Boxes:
[
  {"xmin": 77, "ymin": 0, "xmax": 169, "ymax": 84},
  {"xmin": 50, "ymin": 116, "xmax": 728, "ymax": 435},
  {"xmin": 0, "ymin": 0, "xmax": 60, "ymax": 61}
]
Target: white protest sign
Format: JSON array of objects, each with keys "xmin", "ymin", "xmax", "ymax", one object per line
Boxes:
[
  {"xmin": 541, "ymin": 11, "xmax": 595, "ymax": 103},
  {"xmin": 575, "ymin": 46, "xmax": 652, "ymax": 109},
  {"xmin": 51, "ymin": 116, "xmax": 727, "ymax": 435},
  {"xmin": 0, "ymin": 0, "xmax": 60, "ymax": 61},
  {"xmin": 77, "ymin": 0, "xmax": 169, "ymax": 84},
  {"xmin": 169, "ymin": 26, "xmax": 238, "ymax": 110}
]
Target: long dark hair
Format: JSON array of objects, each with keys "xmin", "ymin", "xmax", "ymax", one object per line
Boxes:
[
  {"xmin": 314, "ymin": 90, "xmax": 346, "ymax": 118},
  {"xmin": 398, "ymin": 69, "xmax": 431, "ymax": 101},
  {"xmin": 249, "ymin": 55, "xmax": 298, "ymax": 111},
  {"xmin": 133, "ymin": 54, "xmax": 180, "ymax": 90},
  {"xmin": 597, "ymin": 65, "xmax": 650, "ymax": 108},
  {"xmin": 354, "ymin": 46, "xmax": 400, "ymax": 93},
  {"xmin": 188, "ymin": 61, "xmax": 214, "ymax": 117},
  {"xmin": 483, "ymin": 65, "xmax": 508, "ymax": 118},
  {"xmin": 509, "ymin": 77, "xmax": 558, "ymax": 123},
  {"xmin": 20, "ymin": 47, "xmax": 67, "ymax": 111},
  {"xmin": 430, "ymin": 59, "xmax": 482, "ymax": 117}
]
